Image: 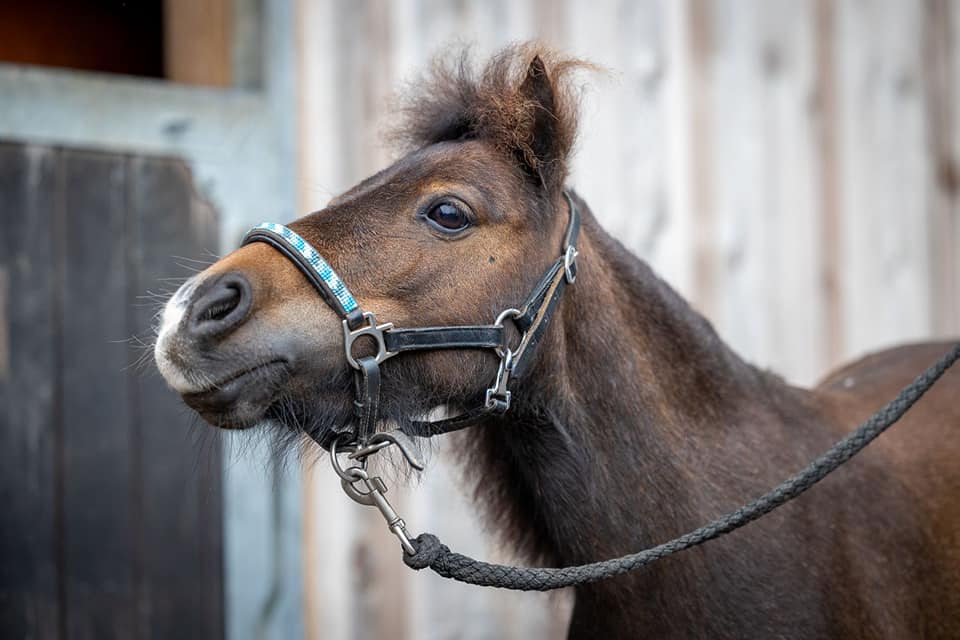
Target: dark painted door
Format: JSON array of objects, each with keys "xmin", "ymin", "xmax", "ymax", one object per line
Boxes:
[{"xmin": 0, "ymin": 141, "xmax": 223, "ymax": 639}]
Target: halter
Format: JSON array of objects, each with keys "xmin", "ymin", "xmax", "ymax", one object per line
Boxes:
[{"xmin": 241, "ymin": 192, "xmax": 580, "ymax": 448}]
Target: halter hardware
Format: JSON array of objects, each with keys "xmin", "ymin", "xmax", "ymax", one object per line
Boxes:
[
  {"xmin": 330, "ymin": 435, "xmax": 417, "ymax": 554},
  {"xmin": 485, "ymin": 349, "xmax": 514, "ymax": 412},
  {"xmin": 343, "ymin": 311, "xmax": 396, "ymax": 369}
]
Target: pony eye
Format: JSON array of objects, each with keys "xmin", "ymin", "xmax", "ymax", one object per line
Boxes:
[{"xmin": 425, "ymin": 202, "xmax": 470, "ymax": 232}]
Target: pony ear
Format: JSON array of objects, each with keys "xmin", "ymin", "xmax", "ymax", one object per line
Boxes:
[{"xmin": 516, "ymin": 55, "xmax": 565, "ymax": 192}]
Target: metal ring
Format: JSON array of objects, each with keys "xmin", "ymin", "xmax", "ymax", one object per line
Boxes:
[
  {"xmin": 339, "ymin": 467, "xmax": 378, "ymax": 505},
  {"xmin": 494, "ymin": 307, "xmax": 523, "ymax": 358},
  {"xmin": 330, "ymin": 432, "xmax": 366, "ymax": 482}
]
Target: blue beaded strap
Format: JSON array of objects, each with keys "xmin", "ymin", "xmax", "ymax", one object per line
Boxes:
[{"xmin": 241, "ymin": 222, "xmax": 359, "ymax": 316}]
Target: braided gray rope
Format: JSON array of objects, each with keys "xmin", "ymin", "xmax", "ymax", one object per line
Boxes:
[{"xmin": 403, "ymin": 343, "xmax": 960, "ymax": 591}]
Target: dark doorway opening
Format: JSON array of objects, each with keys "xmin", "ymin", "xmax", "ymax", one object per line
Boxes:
[{"xmin": 0, "ymin": 1, "xmax": 165, "ymax": 79}]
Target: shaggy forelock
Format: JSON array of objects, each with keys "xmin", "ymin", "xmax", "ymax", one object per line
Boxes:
[{"xmin": 388, "ymin": 43, "xmax": 594, "ymax": 193}]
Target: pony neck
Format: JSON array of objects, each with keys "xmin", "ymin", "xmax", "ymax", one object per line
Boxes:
[{"xmin": 464, "ymin": 199, "xmax": 804, "ymax": 567}]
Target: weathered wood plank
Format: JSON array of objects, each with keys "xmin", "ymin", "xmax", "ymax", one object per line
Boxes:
[
  {"xmin": 835, "ymin": 0, "xmax": 933, "ymax": 361},
  {"xmin": 59, "ymin": 149, "xmax": 137, "ymax": 639},
  {"xmin": 926, "ymin": 0, "xmax": 960, "ymax": 339},
  {"xmin": 814, "ymin": 0, "xmax": 845, "ymax": 370},
  {"xmin": 568, "ymin": 0, "xmax": 671, "ymax": 281},
  {"xmin": 130, "ymin": 156, "xmax": 223, "ymax": 640},
  {"xmin": 752, "ymin": 1, "xmax": 823, "ymax": 384},
  {"xmin": 298, "ymin": 1, "xmax": 362, "ymax": 638},
  {"xmin": 700, "ymin": 0, "xmax": 825, "ymax": 384},
  {"xmin": 699, "ymin": 0, "xmax": 774, "ymax": 371},
  {"xmin": 0, "ymin": 142, "xmax": 60, "ymax": 640},
  {"xmin": 338, "ymin": 5, "xmax": 413, "ymax": 640},
  {"xmin": 163, "ymin": 0, "xmax": 233, "ymax": 87}
]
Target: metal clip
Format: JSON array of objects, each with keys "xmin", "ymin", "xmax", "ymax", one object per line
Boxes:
[
  {"xmin": 330, "ymin": 432, "xmax": 421, "ymax": 554},
  {"xmin": 485, "ymin": 349, "xmax": 513, "ymax": 413},
  {"xmin": 341, "ymin": 467, "xmax": 416, "ymax": 554},
  {"xmin": 342, "ymin": 311, "xmax": 396, "ymax": 369}
]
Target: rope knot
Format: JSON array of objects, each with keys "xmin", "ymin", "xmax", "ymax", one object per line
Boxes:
[{"xmin": 403, "ymin": 533, "xmax": 446, "ymax": 570}]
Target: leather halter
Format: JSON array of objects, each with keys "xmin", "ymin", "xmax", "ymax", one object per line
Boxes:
[{"xmin": 241, "ymin": 192, "xmax": 581, "ymax": 447}]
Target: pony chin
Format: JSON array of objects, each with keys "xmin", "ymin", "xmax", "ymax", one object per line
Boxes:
[{"xmin": 262, "ymin": 371, "xmax": 464, "ymax": 453}]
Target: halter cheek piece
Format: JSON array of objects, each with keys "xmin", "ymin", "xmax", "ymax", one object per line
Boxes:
[{"xmin": 241, "ymin": 192, "xmax": 580, "ymax": 448}]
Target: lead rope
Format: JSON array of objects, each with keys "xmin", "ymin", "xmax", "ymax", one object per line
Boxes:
[{"xmin": 394, "ymin": 342, "xmax": 960, "ymax": 590}]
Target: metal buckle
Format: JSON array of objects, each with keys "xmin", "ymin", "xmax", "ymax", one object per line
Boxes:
[
  {"xmin": 342, "ymin": 311, "xmax": 396, "ymax": 369},
  {"xmin": 564, "ymin": 245, "xmax": 579, "ymax": 284},
  {"xmin": 485, "ymin": 349, "xmax": 514, "ymax": 413}
]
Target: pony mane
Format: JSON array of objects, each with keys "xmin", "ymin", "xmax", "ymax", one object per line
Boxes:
[{"xmin": 389, "ymin": 43, "xmax": 593, "ymax": 192}]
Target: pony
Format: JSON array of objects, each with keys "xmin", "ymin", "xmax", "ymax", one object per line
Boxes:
[{"xmin": 154, "ymin": 45, "xmax": 960, "ymax": 638}]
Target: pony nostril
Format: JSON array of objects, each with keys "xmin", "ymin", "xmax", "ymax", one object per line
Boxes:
[
  {"xmin": 187, "ymin": 273, "xmax": 253, "ymax": 339},
  {"xmin": 197, "ymin": 286, "xmax": 240, "ymax": 323}
]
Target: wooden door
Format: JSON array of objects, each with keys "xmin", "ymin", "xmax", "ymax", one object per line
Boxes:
[{"xmin": 0, "ymin": 141, "xmax": 223, "ymax": 639}]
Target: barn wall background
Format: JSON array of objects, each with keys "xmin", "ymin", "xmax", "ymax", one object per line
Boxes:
[
  {"xmin": 1, "ymin": 1, "xmax": 957, "ymax": 639},
  {"xmin": 298, "ymin": 1, "xmax": 959, "ymax": 638}
]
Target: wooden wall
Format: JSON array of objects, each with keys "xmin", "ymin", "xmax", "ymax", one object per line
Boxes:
[
  {"xmin": 0, "ymin": 142, "xmax": 223, "ymax": 639},
  {"xmin": 297, "ymin": 1, "xmax": 959, "ymax": 638}
]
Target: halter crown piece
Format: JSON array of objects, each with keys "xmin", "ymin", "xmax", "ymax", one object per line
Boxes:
[{"xmin": 241, "ymin": 192, "xmax": 580, "ymax": 553}]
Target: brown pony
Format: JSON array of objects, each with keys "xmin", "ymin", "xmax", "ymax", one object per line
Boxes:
[{"xmin": 154, "ymin": 46, "xmax": 960, "ymax": 639}]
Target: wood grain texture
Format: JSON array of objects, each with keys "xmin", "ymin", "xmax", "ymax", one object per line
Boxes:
[
  {"xmin": 130, "ymin": 156, "xmax": 223, "ymax": 640},
  {"xmin": 836, "ymin": 1, "xmax": 933, "ymax": 361},
  {"xmin": 0, "ymin": 142, "xmax": 60, "ymax": 640},
  {"xmin": 925, "ymin": 0, "xmax": 960, "ymax": 339},
  {"xmin": 0, "ymin": 142, "xmax": 223, "ymax": 640},
  {"xmin": 163, "ymin": 0, "xmax": 233, "ymax": 87},
  {"xmin": 298, "ymin": 2, "xmax": 359, "ymax": 639},
  {"xmin": 815, "ymin": 0, "xmax": 845, "ymax": 370},
  {"xmin": 60, "ymin": 150, "xmax": 136, "ymax": 640}
]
